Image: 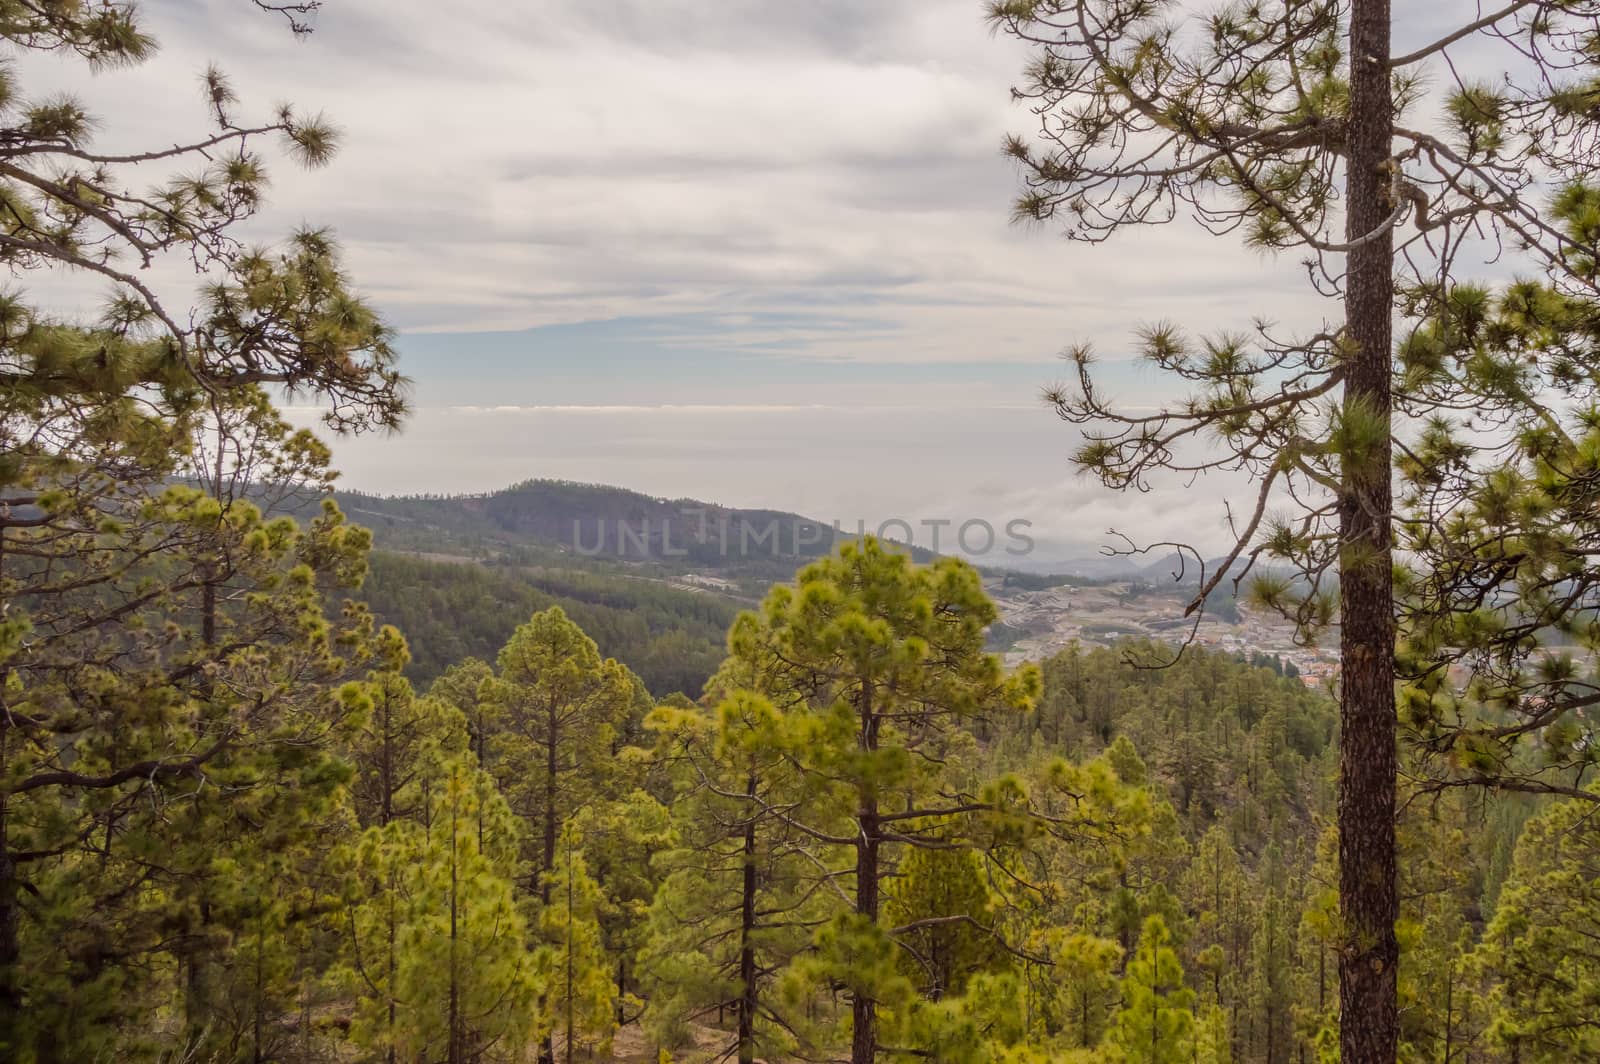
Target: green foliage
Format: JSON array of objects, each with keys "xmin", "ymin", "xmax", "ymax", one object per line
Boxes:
[
  {"xmin": 481, "ymin": 607, "xmax": 642, "ymax": 888},
  {"xmin": 636, "ymin": 693, "xmax": 822, "ymax": 1062},
  {"xmin": 898, "ymin": 971, "xmax": 1053, "ymax": 1063},
  {"xmin": 1021, "ymin": 929, "xmax": 1122, "ymax": 1049},
  {"xmin": 1, "ymin": 479, "xmax": 383, "ymax": 1057},
  {"xmin": 886, "ymin": 847, "xmax": 1007, "ymax": 1000},
  {"xmin": 989, "ymin": 3, "xmax": 1600, "ymax": 1057},
  {"xmin": 339, "ymin": 760, "xmax": 537, "ymax": 1063},
  {"xmin": 357, "ymin": 550, "xmax": 737, "ymax": 696},
  {"xmin": 569, "ymin": 790, "xmax": 676, "ymax": 1017},
  {"xmin": 537, "ymin": 838, "xmax": 618, "ymax": 1061},
  {"xmin": 8, "ymin": 470, "xmax": 1579, "ymax": 1064},
  {"xmin": 0, "ymin": 1, "xmax": 404, "ymax": 1054},
  {"xmin": 1473, "ymin": 793, "xmax": 1600, "ymax": 1061},
  {"xmin": 1111, "ymin": 916, "xmax": 1197, "ymax": 1064},
  {"xmin": 1012, "ymin": 641, "xmax": 1335, "ymax": 846},
  {"xmin": 714, "ymin": 538, "xmax": 1040, "ymax": 1061}
]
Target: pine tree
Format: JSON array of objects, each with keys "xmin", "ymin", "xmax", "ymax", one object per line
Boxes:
[
  {"xmin": 1473, "ymin": 793, "xmax": 1600, "ymax": 1062},
  {"xmin": 987, "ymin": 4, "xmax": 1600, "ymax": 1060},
  {"xmin": 536, "ymin": 835, "xmax": 617, "ymax": 1063},
  {"xmin": 1393, "ymin": 787, "xmax": 1486, "ymax": 1064},
  {"xmin": 484, "ymin": 608, "xmax": 637, "ymax": 900},
  {"xmin": 885, "ymin": 847, "xmax": 1007, "ymax": 1001},
  {"xmin": 0, "ymin": 0, "xmax": 403, "ymax": 1052},
  {"xmin": 567, "ymin": 790, "xmax": 676, "ymax": 1027},
  {"xmin": 1023, "ymin": 929, "xmax": 1122, "ymax": 1050},
  {"xmin": 638, "ymin": 693, "xmax": 821, "ymax": 1064},
  {"xmin": 1181, "ymin": 827, "xmax": 1252, "ymax": 1030},
  {"xmin": 349, "ymin": 635, "xmax": 471, "ymax": 830},
  {"xmin": 1112, "ymin": 916, "xmax": 1197, "ymax": 1064},
  {"xmin": 1194, "ymin": 1005, "xmax": 1234, "ymax": 1064},
  {"xmin": 717, "ymin": 538, "xmax": 1041, "ymax": 1063},
  {"xmin": 1244, "ymin": 852, "xmax": 1295, "ymax": 1064},
  {"xmin": 900, "ymin": 970, "xmax": 1061, "ymax": 1063},
  {"xmin": 1396, "ymin": 242, "xmax": 1600, "ymax": 803},
  {"xmin": 2, "ymin": 479, "xmax": 384, "ymax": 1058},
  {"xmin": 343, "ymin": 759, "xmax": 537, "ymax": 1064},
  {"xmin": 430, "ymin": 658, "xmax": 498, "ymax": 773}
]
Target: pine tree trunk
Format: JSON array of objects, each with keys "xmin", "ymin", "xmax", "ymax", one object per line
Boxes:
[
  {"xmin": 538, "ymin": 701, "xmax": 559, "ymax": 1064},
  {"xmin": 0, "ymin": 674, "xmax": 18, "ymax": 1059},
  {"xmin": 738, "ymin": 774, "xmax": 759, "ymax": 1064},
  {"xmin": 449, "ymin": 789, "xmax": 462, "ymax": 1064},
  {"xmin": 851, "ymin": 682, "xmax": 880, "ymax": 1064},
  {"xmin": 1339, "ymin": 0, "xmax": 1399, "ymax": 1061},
  {"xmin": 565, "ymin": 856, "xmax": 575, "ymax": 1064},
  {"xmin": 851, "ymin": 820, "xmax": 879, "ymax": 1064},
  {"xmin": 0, "ymin": 532, "xmax": 14, "ymax": 1054}
]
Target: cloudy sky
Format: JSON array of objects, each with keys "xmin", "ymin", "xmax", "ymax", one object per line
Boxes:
[{"xmin": 30, "ymin": 0, "xmax": 1497, "ymax": 561}]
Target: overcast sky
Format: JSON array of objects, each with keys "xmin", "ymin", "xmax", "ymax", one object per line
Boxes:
[{"xmin": 30, "ymin": 0, "xmax": 1506, "ymax": 562}]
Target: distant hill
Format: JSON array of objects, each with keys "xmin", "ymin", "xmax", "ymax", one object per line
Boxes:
[
  {"xmin": 328, "ymin": 478, "xmax": 936, "ymax": 585},
  {"xmin": 309, "ymin": 478, "xmax": 1187, "ymax": 696},
  {"xmin": 1134, "ymin": 550, "xmax": 1210, "ymax": 585},
  {"xmin": 302, "ymin": 477, "xmax": 1323, "ymax": 697},
  {"xmin": 312, "ymin": 479, "xmax": 946, "ymax": 697},
  {"xmin": 1048, "ymin": 550, "xmax": 1229, "ymax": 585}
]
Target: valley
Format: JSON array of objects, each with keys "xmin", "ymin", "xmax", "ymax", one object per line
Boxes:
[{"xmin": 338, "ymin": 478, "xmax": 1339, "ymax": 695}]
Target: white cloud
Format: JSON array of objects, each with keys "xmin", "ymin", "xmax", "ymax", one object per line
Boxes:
[{"xmin": 20, "ymin": 0, "xmax": 1332, "ymax": 354}]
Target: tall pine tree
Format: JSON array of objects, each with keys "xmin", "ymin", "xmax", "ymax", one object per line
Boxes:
[{"xmin": 988, "ymin": 4, "xmax": 1600, "ymax": 1060}]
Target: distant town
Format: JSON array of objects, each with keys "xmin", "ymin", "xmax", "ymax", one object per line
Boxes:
[{"xmin": 988, "ymin": 577, "xmax": 1340, "ymax": 687}]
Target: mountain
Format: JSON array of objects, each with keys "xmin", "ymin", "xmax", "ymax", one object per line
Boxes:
[
  {"xmin": 320, "ymin": 478, "xmax": 1286, "ymax": 699},
  {"xmin": 330, "ymin": 478, "xmax": 936, "ymax": 585},
  {"xmin": 1038, "ymin": 551, "xmax": 1230, "ymax": 585},
  {"xmin": 319, "ymin": 479, "xmax": 949, "ymax": 697}
]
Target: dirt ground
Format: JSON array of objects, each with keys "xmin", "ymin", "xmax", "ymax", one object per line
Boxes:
[{"xmin": 567, "ymin": 1020, "xmax": 763, "ymax": 1063}]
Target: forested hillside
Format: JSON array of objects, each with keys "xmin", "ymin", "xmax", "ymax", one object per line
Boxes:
[
  {"xmin": 8, "ymin": 521, "xmax": 1571, "ymax": 1061},
  {"xmin": 330, "ymin": 479, "xmax": 933, "ymax": 587},
  {"xmin": 357, "ymin": 551, "xmax": 739, "ymax": 695}
]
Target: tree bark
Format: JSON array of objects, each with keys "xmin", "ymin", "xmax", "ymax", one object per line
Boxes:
[
  {"xmin": 1339, "ymin": 0, "xmax": 1399, "ymax": 1061},
  {"xmin": 738, "ymin": 773, "xmax": 759, "ymax": 1064},
  {"xmin": 0, "ymin": 531, "xmax": 14, "ymax": 1055},
  {"xmin": 448, "ymin": 789, "xmax": 462, "ymax": 1064},
  {"xmin": 543, "ymin": 700, "xmax": 559, "ymax": 906},
  {"xmin": 851, "ymin": 817, "xmax": 879, "ymax": 1064},
  {"xmin": 0, "ymin": 797, "xmax": 18, "ymax": 1058},
  {"xmin": 851, "ymin": 682, "xmax": 880, "ymax": 1064},
  {"xmin": 538, "ymin": 698, "xmax": 559, "ymax": 1064}
]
